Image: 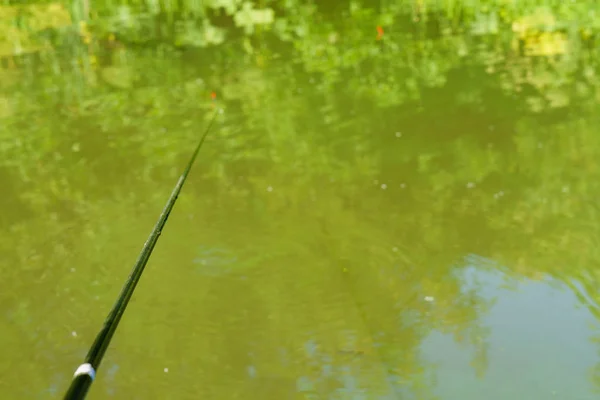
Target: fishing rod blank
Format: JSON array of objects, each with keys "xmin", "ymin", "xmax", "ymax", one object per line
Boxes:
[{"xmin": 63, "ymin": 110, "xmax": 219, "ymax": 400}]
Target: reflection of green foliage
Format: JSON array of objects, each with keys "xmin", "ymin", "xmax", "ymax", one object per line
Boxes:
[
  {"xmin": 0, "ymin": 3, "xmax": 71, "ymax": 56},
  {"xmin": 2, "ymin": 0, "xmax": 600, "ymax": 398},
  {"xmin": 4, "ymin": 1, "xmax": 600, "ymax": 115},
  {"xmin": 233, "ymin": 2, "xmax": 274, "ymax": 34},
  {"xmin": 175, "ymin": 20, "xmax": 226, "ymax": 47}
]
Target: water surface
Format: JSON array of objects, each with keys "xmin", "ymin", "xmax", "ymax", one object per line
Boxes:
[{"xmin": 1, "ymin": 1, "xmax": 600, "ymax": 399}]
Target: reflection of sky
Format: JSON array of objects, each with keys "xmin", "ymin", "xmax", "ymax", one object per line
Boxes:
[
  {"xmin": 421, "ymin": 264, "xmax": 600, "ymax": 400},
  {"xmin": 85, "ymin": 262, "xmax": 599, "ymax": 400}
]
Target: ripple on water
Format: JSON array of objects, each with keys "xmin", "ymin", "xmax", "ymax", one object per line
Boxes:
[{"xmin": 193, "ymin": 246, "xmax": 239, "ymax": 276}]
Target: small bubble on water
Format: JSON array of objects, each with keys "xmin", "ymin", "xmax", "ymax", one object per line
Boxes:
[
  {"xmin": 424, "ymin": 296, "xmax": 435, "ymax": 302},
  {"xmin": 164, "ymin": 367, "xmax": 169, "ymax": 373},
  {"xmin": 466, "ymin": 182, "xmax": 475, "ymax": 189},
  {"xmin": 71, "ymin": 143, "xmax": 80, "ymax": 152},
  {"xmin": 71, "ymin": 331, "xmax": 77, "ymax": 337},
  {"xmin": 395, "ymin": 132, "xmax": 402, "ymax": 137},
  {"xmin": 537, "ymin": 142, "xmax": 543, "ymax": 149},
  {"xmin": 392, "ymin": 247, "xmax": 398, "ymax": 252},
  {"xmin": 562, "ymin": 186, "xmax": 569, "ymax": 193},
  {"xmin": 70, "ymin": 267, "xmax": 76, "ymax": 272},
  {"xmin": 219, "ymin": 108, "xmax": 224, "ymax": 114},
  {"xmin": 267, "ymin": 186, "xmax": 273, "ymax": 192},
  {"xmin": 381, "ymin": 184, "xmax": 387, "ymax": 190},
  {"xmin": 400, "ymin": 183, "xmax": 406, "ymax": 189}
]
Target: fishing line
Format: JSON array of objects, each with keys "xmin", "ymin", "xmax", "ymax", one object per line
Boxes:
[
  {"xmin": 63, "ymin": 109, "xmax": 220, "ymax": 400},
  {"xmin": 340, "ymin": 266, "xmax": 404, "ymax": 399}
]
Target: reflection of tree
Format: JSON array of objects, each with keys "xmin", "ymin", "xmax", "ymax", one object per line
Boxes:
[
  {"xmin": 2, "ymin": 0, "xmax": 600, "ymax": 397},
  {"xmin": 4, "ymin": 1, "xmax": 600, "ymax": 114},
  {"xmin": 0, "ymin": 139, "xmax": 497, "ymax": 399}
]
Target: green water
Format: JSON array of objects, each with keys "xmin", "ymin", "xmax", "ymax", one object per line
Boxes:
[{"xmin": 1, "ymin": 1, "xmax": 600, "ymax": 399}]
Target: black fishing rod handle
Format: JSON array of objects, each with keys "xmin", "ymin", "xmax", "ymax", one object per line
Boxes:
[{"xmin": 64, "ymin": 363, "xmax": 95, "ymax": 400}]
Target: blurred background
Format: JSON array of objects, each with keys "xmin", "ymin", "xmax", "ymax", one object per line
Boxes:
[{"xmin": 1, "ymin": 0, "xmax": 600, "ymax": 399}]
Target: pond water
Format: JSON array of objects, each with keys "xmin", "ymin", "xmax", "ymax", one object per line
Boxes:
[{"xmin": 1, "ymin": 2, "xmax": 600, "ymax": 399}]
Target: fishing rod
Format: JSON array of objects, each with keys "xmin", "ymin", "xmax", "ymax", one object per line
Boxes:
[{"xmin": 63, "ymin": 109, "xmax": 219, "ymax": 400}]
